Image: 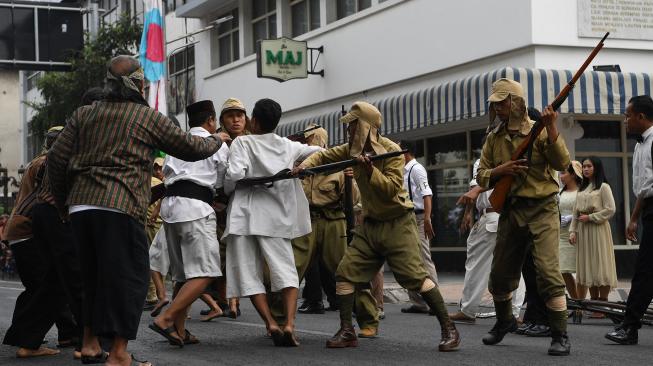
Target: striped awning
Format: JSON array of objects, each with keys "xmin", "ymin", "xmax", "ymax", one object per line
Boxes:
[{"xmin": 277, "ymin": 67, "xmax": 653, "ymax": 145}]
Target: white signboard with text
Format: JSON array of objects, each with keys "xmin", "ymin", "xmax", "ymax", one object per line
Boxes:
[
  {"xmin": 256, "ymin": 38, "xmax": 308, "ymax": 82},
  {"xmin": 578, "ymin": 0, "xmax": 653, "ymax": 40}
]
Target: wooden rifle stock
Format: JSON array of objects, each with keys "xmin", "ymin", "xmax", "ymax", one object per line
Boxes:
[
  {"xmin": 286, "ymin": 124, "xmax": 322, "ymax": 142},
  {"xmin": 342, "ymin": 105, "xmax": 356, "ymax": 243},
  {"xmin": 488, "ymin": 32, "xmax": 609, "ymax": 213}
]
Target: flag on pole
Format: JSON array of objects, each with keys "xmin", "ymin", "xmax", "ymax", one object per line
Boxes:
[{"xmin": 140, "ymin": 0, "xmax": 167, "ymax": 116}]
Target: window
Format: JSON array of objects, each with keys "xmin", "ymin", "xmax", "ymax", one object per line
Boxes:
[
  {"xmin": 167, "ymin": 46, "xmax": 195, "ymax": 116},
  {"xmin": 164, "ymin": 0, "xmax": 187, "ymax": 14},
  {"xmin": 576, "ymin": 120, "xmax": 622, "ymax": 152},
  {"xmin": 427, "ymin": 133, "xmax": 466, "ymax": 165},
  {"xmin": 251, "ymin": 0, "xmax": 276, "ymax": 50},
  {"xmin": 211, "ymin": 9, "xmax": 239, "ymax": 68},
  {"xmin": 336, "ymin": 0, "xmax": 371, "ymax": 19},
  {"xmin": 290, "ymin": 0, "xmax": 320, "ymax": 37}
]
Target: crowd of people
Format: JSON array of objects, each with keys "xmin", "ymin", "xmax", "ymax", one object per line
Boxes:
[{"xmin": 1, "ymin": 55, "xmax": 652, "ymax": 365}]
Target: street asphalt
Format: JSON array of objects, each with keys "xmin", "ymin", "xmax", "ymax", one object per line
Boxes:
[{"xmin": 1, "ymin": 279, "xmax": 652, "ymax": 366}]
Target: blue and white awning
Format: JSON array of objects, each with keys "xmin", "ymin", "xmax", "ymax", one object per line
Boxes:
[{"xmin": 277, "ymin": 67, "xmax": 653, "ymax": 145}]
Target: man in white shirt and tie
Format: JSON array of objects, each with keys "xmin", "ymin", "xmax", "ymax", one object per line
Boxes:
[
  {"xmin": 399, "ymin": 141, "xmax": 439, "ymax": 314},
  {"xmin": 606, "ymin": 95, "xmax": 653, "ymax": 345}
]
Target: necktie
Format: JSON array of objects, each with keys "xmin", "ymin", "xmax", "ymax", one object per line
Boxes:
[{"xmin": 636, "ymin": 135, "xmax": 644, "ymax": 143}]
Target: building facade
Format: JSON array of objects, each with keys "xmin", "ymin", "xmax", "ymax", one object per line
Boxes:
[{"xmin": 174, "ymin": 0, "xmax": 653, "ymax": 275}]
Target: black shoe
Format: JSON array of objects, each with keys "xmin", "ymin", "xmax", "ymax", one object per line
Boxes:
[
  {"xmin": 605, "ymin": 325, "xmax": 638, "ymax": 345},
  {"xmin": 298, "ymin": 300, "xmax": 311, "ymax": 312},
  {"xmin": 482, "ymin": 316, "xmax": 518, "ymax": 345},
  {"xmin": 514, "ymin": 322, "xmax": 533, "ymax": 335},
  {"xmin": 524, "ymin": 324, "xmax": 551, "ymax": 337},
  {"xmin": 325, "ymin": 304, "xmax": 339, "ymax": 311},
  {"xmin": 401, "ymin": 305, "xmax": 430, "ymax": 314},
  {"xmin": 199, "ymin": 308, "xmax": 211, "ymax": 316},
  {"xmin": 298, "ymin": 301, "xmax": 325, "ymax": 314},
  {"xmin": 548, "ymin": 333, "xmax": 571, "ymax": 356}
]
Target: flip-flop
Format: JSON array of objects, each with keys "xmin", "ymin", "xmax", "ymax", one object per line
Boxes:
[
  {"xmin": 81, "ymin": 351, "xmax": 109, "ymax": 364},
  {"xmin": 130, "ymin": 354, "xmax": 152, "ymax": 366},
  {"xmin": 148, "ymin": 322, "xmax": 183, "ymax": 347},
  {"xmin": 282, "ymin": 330, "xmax": 300, "ymax": 347},
  {"xmin": 270, "ymin": 329, "xmax": 284, "ymax": 347},
  {"xmin": 150, "ymin": 300, "xmax": 169, "ymax": 318},
  {"xmin": 173, "ymin": 329, "xmax": 200, "ymax": 345}
]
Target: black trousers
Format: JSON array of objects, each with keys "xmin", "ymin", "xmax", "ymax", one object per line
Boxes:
[
  {"xmin": 521, "ymin": 244, "xmax": 548, "ymax": 325},
  {"xmin": 70, "ymin": 210, "xmax": 149, "ymax": 340},
  {"xmin": 2, "ymin": 239, "xmax": 71, "ymax": 349},
  {"xmin": 302, "ymin": 256, "xmax": 337, "ymax": 306},
  {"xmin": 623, "ymin": 203, "xmax": 653, "ymax": 328},
  {"xmin": 32, "ymin": 203, "xmax": 84, "ymax": 346}
]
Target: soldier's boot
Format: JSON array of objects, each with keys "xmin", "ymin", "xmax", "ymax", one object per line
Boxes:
[
  {"xmin": 420, "ymin": 287, "xmax": 460, "ymax": 352},
  {"xmin": 482, "ymin": 300, "xmax": 517, "ymax": 345},
  {"xmin": 547, "ymin": 310, "xmax": 571, "ymax": 356},
  {"xmin": 326, "ymin": 293, "xmax": 358, "ymax": 348}
]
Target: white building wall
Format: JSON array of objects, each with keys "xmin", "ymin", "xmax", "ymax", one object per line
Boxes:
[
  {"xmin": 188, "ymin": 0, "xmax": 653, "ymax": 128},
  {"xmin": 193, "ymin": 0, "xmax": 534, "ymax": 119},
  {"xmin": 0, "ymin": 71, "xmax": 24, "ymax": 183}
]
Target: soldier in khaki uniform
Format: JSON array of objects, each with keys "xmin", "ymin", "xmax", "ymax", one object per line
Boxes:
[
  {"xmin": 295, "ymin": 102, "xmax": 459, "ymax": 351},
  {"xmin": 210, "ymin": 98, "xmax": 249, "ymax": 318},
  {"xmin": 476, "ymin": 79, "xmax": 571, "ymax": 356},
  {"xmin": 271, "ymin": 124, "xmax": 379, "ymax": 335}
]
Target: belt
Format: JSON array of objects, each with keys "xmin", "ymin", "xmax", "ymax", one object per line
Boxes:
[
  {"xmin": 164, "ymin": 180, "xmax": 213, "ymax": 205},
  {"xmin": 414, "ymin": 209, "xmax": 425, "ymax": 215},
  {"xmin": 480, "ymin": 208, "xmax": 496, "ymax": 216}
]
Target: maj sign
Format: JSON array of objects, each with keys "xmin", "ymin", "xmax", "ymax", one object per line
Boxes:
[{"xmin": 256, "ymin": 37, "xmax": 308, "ymax": 82}]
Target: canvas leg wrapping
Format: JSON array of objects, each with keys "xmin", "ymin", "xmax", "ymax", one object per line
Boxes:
[
  {"xmin": 420, "ymin": 279, "xmax": 449, "ymax": 326},
  {"xmin": 546, "ymin": 296, "xmax": 568, "ymax": 335},
  {"xmin": 420, "ymin": 278, "xmax": 436, "ymax": 292},
  {"xmin": 545, "ymin": 296, "xmax": 567, "ymax": 312},
  {"xmin": 336, "ymin": 282, "xmax": 355, "ymax": 295}
]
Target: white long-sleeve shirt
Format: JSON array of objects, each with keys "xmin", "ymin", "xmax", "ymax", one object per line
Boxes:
[
  {"xmin": 223, "ymin": 133, "xmax": 321, "ymax": 239},
  {"xmin": 633, "ymin": 126, "xmax": 653, "ymax": 200},
  {"xmin": 403, "ymin": 159, "xmax": 433, "ymax": 211},
  {"xmin": 160, "ymin": 127, "xmax": 229, "ymax": 223}
]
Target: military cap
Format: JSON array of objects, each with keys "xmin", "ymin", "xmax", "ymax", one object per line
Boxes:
[
  {"xmin": 488, "ymin": 78, "xmax": 525, "ymax": 102},
  {"xmin": 220, "ymin": 98, "xmax": 247, "ymax": 117}
]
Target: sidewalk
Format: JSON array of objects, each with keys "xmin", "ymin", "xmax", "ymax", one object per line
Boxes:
[{"xmin": 381, "ymin": 271, "xmax": 632, "ymax": 305}]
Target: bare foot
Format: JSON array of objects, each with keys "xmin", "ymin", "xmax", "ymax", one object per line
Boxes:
[
  {"xmin": 16, "ymin": 347, "xmax": 60, "ymax": 358},
  {"xmin": 105, "ymin": 353, "xmax": 152, "ymax": 366},
  {"xmin": 200, "ymin": 307, "xmax": 223, "ymax": 322}
]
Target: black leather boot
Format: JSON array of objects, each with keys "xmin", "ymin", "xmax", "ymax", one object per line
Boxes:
[
  {"xmin": 548, "ymin": 332, "xmax": 571, "ymax": 356},
  {"xmin": 605, "ymin": 325, "xmax": 638, "ymax": 345},
  {"xmin": 482, "ymin": 316, "xmax": 517, "ymax": 345}
]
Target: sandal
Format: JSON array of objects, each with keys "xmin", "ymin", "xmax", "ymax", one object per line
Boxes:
[
  {"xmin": 81, "ymin": 351, "xmax": 109, "ymax": 364},
  {"xmin": 169, "ymin": 329, "xmax": 200, "ymax": 345},
  {"xmin": 150, "ymin": 300, "xmax": 169, "ymax": 318},
  {"xmin": 270, "ymin": 328, "xmax": 284, "ymax": 347},
  {"xmin": 282, "ymin": 330, "xmax": 300, "ymax": 347},
  {"xmin": 148, "ymin": 322, "xmax": 183, "ymax": 347},
  {"xmin": 200, "ymin": 308, "xmax": 223, "ymax": 322}
]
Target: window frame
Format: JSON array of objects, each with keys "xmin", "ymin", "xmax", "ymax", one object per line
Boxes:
[
  {"xmin": 290, "ymin": 0, "xmax": 320, "ymax": 37},
  {"xmin": 167, "ymin": 45, "xmax": 196, "ymax": 116},
  {"xmin": 211, "ymin": 8, "xmax": 240, "ymax": 69},
  {"xmin": 251, "ymin": 0, "xmax": 277, "ymax": 48}
]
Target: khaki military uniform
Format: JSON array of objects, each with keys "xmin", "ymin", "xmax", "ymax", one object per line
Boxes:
[
  {"xmin": 477, "ymin": 117, "xmax": 570, "ymax": 302},
  {"xmin": 301, "ymin": 138, "xmax": 429, "ymax": 292}
]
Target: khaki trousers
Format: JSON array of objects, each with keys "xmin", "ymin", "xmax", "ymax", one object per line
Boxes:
[{"xmin": 407, "ymin": 213, "xmax": 439, "ymax": 308}]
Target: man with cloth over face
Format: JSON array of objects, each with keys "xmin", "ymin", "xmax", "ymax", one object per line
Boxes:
[
  {"xmin": 274, "ymin": 124, "xmax": 380, "ymax": 337},
  {"xmin": 295, "ymin": 102, "xmax": 460, "ymax": 351},
  {"xmin": 476, "ymin": 79, "xmax": 571, "ymax": 356}
]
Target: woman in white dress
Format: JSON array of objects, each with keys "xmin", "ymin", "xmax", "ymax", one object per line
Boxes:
[
  {"xmin": 570, "ymin": 157, "xmax": 618, "ymax": 317},
  {"xmin": 559, "ymin": 161, "xmax": 582, "ymax": 300}
]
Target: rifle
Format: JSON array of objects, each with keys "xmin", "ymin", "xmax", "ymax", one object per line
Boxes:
[
  {"xmin": 342, "ymin": 105, "xmax": 356, "ymax": 243},
  {"xmin": 488, "ymin": 32, "xmax": 609, "ymax": 213},
  {"xmin": 237, "ymin": 149, "xmax": 408, "ymax": 187},
  {"xmin": 286, "ymin": 124, "xmax": 322, "ymax": 142}
]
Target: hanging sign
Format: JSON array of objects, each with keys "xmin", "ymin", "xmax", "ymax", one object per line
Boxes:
[{"xmin": 256, "ymin": 37, "xmax": 308, "ymax": 82}]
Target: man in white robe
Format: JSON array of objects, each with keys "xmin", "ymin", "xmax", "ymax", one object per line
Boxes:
[{"xmin": 223, "ymin": 98, "xmax": 321, "ymax": 347}]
